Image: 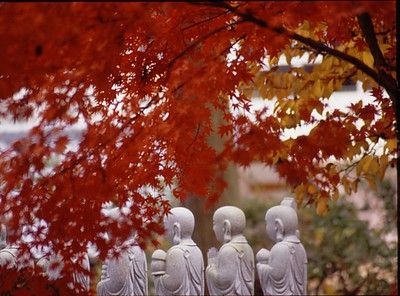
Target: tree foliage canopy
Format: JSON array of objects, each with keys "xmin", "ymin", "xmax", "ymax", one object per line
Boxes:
[{"xmin": 0, "ymin": 2, "xmax": 397, "ymax": 292}]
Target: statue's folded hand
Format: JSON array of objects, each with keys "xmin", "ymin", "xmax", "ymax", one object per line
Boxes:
[
  {"xmin": 100, "ymin": 263, "xmax": 108, "ymax": 280},
  {"xmin": 256, "ymin": 248, "xmax": 270, "ymax": 264},
  {"xmin": 207, "ymin": 247, "xmax": 218, "ymax": 266},
  {"xmin": 151, "ymin": 249, "xmax": 167, "ymax": 276}
]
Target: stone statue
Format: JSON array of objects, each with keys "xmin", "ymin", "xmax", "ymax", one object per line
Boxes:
[
  {"xmin": 72, "ymin": 252, "xmax": 91, "ymax": 292},
  {"xmin": 37, "ymin": 251, "xmax": 90, "ymax": 292},
  {"xmin": 256, "ymin": 198, "xmax": 307, "ymax": 295},
  {"xmin": 151, "ymin": 207, "xmax": 204, "ymax": 296},
  {"xmin": 96, "ymin": 235, "xmax": 148, "ymax": 296},
  {"xmin": 0, "ymin": 224, "xmax": 18, "ymax": 269},
  {"xmin": 280, "ymin": 197, "xmax": 297, "ymax": 212},
  {"xmin": 206, "ymin": 206, "xmax": 255, "ymax": 295}
]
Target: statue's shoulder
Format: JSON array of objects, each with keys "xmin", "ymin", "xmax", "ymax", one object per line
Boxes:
[
  {"xmin": 167, "ymin": 245, "xmax": 188, "ymax": 257},
  {"xmin": 270, "ymin": 241, "xmax": 293, "ymax": 257},
  {"xmin": 219, "ymin": 242, "xmax": 243, "ymax": 256},
  {"xmin": 164, "ymin": 245, "xmax": 191, "ymax": 266},
  {"xmin": 126, "ymin": 247, "xmax": 146, "ymax": 265},
  {"xmin": 126, "ymin": 244, "xmax": 144, "ymax": 254},
  {"xmin": 0, "ymin": 248, "xmax": 17, "ymax": 257},
  {"xmin": 0, "ymin": 248, "xmax": 17, "ymax": 266}
]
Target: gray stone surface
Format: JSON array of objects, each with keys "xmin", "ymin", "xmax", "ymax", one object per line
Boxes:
[
  {"xmin": 97, "ymin": 236, "xmax": 148, "ymax": 296},
  {"xmin": 37, "ymin": 252, "xmax": 90, "ymax": 292},
  {"xmin": 0, "ymin": 224, "xmax": 18, "ymax": 269},
  {"xmin": 256, "ymin": 198, "xmax": 308, "ymax": 295},
  {"xmin": 151, "ymin": 207, "xmax": 204, "ymax": 296},
  {"xmin": 206, "ymin": 206, "xmax": 255, "ymax": 295}
]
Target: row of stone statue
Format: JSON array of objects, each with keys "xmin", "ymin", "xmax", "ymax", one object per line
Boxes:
[
  {"xmin": 98, "ymin": 197, "xmax": 307, "ymax": 295},
  {"xmin": 0, "ymin": 197, "xmax": 307, "ymax": 295}
]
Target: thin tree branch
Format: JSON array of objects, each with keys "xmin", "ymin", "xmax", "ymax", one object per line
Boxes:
[
  {"xmin": 286, "ymin": 26, "xmax": 397, "ymax": 102},
  {"xmin": 356, "ymin": 12, "xmax": 398, "ymax": 102},
  {"xmin": 181, "ymin": 10, "xmax": 229, "ymax": 31},
  {"xmin": 165, "ymin": 19, "xmax": 245, "ymax": 84},
  {"xmin": 201, "ymin": 2, "xmax": 399, "ymax": 102},
  {"xmin": 357, "ymin": 13, "xmax": 389, "ymax": 70}
]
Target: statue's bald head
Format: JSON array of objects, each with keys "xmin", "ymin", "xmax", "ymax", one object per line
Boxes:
[
  {"xmin": 265, "ymin": 205, "xmax": 298, "ymax": 242},
  {"xmin": 213, "ymin": 206, "xmax": 246, "ymax": 242},
  {"xmin": 164, "ymin": 207, "xmax": 195, "ymax": 242}
]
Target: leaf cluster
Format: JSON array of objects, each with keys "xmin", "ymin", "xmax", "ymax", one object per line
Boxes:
[{"xmin": 0, "ymin": 2, "xmax": 396, "ymax": 290}]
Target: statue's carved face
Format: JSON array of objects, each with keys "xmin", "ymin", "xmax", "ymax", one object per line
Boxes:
[
  {"xmin": 265, "ymin": 218, "xmax": 277, "ymax": 243},
  {"xmin": 0, "ymin": 238, "xmax": 6, "ymax": 249},
  {"xmin": 0, "ymin": 225, "xmax": 6, "ymax": 249},
  {"xmin": 163, "ymin": 217, "xmax": 175, "ymax": 244},
  {"xmin": 212, "ymin": 216, "xmax": 224, "ymax": 243}
]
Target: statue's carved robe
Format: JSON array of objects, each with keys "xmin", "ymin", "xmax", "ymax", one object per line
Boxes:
[
  {"xmin": 72, "ymin": 254, "xmax": 91, "ymax": 292},
  {"xmin": 258, "ymin": 239, "xmax": 307, "ymax": 295},
  {"xmin": 0, "ymin": 247, "xmax": 17, "ymax": 269},
  {"xmin": 154, "ymin": 243, "xmax": 204, "ymax": 296},
  {"xmin": 97, "ymin": 243, "xmax": 148, "ymax": 296},
  {"xmin": 38, "ymin": 253, "xmax": 90, "ymax": 292},
  {"xmin": 206, "ymin": 239, "xmax": 255, "ymax": 296}
]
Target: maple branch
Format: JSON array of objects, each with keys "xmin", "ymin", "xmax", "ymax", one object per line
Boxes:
[
  {"xmin": 167, "ymin": 32, "xmax": 245, "ymax": 96},
  {"xmin": 357, "ymin": 13, "xmax": 399, "ymax": 194},
  {"xmin": 356, "ymin": 12, "xmax": 399, "ymax": 102},
  {"xmin": 228, "ymin": 4, "xmax": 400, "ymax": 188},
  {"xmin": 206, "ymin": 3, "xmax": 399, "ymax": 102},
  {"xmin": 181, "ymin": 10, "xmax": 229, "ymax": 31},
  {"xmin": 357, "ymin": 13, "xmax": 390, "ymax": 70},
  {"xmin": 186, "ymin": 123, "xmax": 201, "ymax": 152},
  {"xmin": 166, "ymin": 19, "xmax": 244, "ymax": 72},
  {"xmin": 290, "ymin": 33, "xmax": 399, "ymax": 100}
]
